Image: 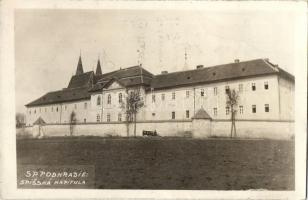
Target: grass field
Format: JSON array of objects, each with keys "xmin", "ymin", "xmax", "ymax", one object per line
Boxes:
[{"xmin": 16, "ymin": 137, "xmax": 294, "ymax": 190}]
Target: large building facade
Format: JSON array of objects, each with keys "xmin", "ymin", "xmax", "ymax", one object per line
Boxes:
[{"xmin": 25, "ymin": 57, "xmax": 294, "ymax": 131}]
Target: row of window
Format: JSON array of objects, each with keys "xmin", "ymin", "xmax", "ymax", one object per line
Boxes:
[
  {"xmin": 28, "ymin": 103, "xmax": 89, "ymax": 114},
  {"xmin": 151, "ymin": 82, "xmax": 270, "ymax": 103},
  {"xmin": 96, "ymin": 93, "xmax": 124, "ymax": 106},
  {"xmin": 96, "ymin": 113, "xmax": 123, "ymax": 122},
  {"xmin": 215, "ymin": 104, "xmax": 270, "ymax": 116}
]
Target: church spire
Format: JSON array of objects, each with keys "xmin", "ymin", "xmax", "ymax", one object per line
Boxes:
[
  {"xmin": 95, "ymin": 58, "xmax": 102, "ymax": 75},
  {"xmin": 76, "ymin": 55, "xmax": 84, "ymax": 75}
]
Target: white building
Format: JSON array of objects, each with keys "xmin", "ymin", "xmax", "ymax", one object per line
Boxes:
[{"xmin": 25, "ymin": 56, "xmax": 294, "ymax": 138}]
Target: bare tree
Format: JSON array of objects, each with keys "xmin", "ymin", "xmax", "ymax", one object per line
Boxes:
[
  {"xmin": 120, "ymin": 88, "xmax": 144, "ymax": 137},
  {"xmin": 226, "ymin": 89, "xmax": 239, "ymax": 138},
  {"xmin": 16, "ymin": 113, "xmax": 26, "ymax": 128},
  {"xmin": 69, "ymin": 111, "xmax": 77, "ymax": 136}
]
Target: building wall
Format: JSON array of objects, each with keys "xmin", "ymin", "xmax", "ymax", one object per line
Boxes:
[
  {"xmin": 18, "ymin": 119, "xmax": 293, "ymax": 140},
  {"xmin": 25, "ymin": 74, "xmax": 294, "ymax": 126},
  {"xmin": 211, "ymin": 120, "xmax": 294, "ymax": 140},
  {"xmin": 26, "ymin": 99, "xmax": 91, "ymax": 125},
  {"xmin": 145, "ymin": 74, "xmax": 284, "ymax": 121},
  {"xmin": 278, "ymin": 77, "xmax": 295, "ymax": 120}
]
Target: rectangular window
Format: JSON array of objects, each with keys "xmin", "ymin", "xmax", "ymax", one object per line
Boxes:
[
  {"xmin": 84, "ymin": 118, "xmax": 87, "ymax": 123},
  {"xmin": 107, "ymin": 113, "xmax": 111, "ymax": 122},
  {"xmin": 186, "ymin": 91, "xmax": 190, "ymax": 98},
  {"xmin": 239, "ymin": 84, "xmax": 243, "ymax": 92},
  {"xmin": 225, "ymin": 86, "xmax": 230, "ymax": 94},
  {"xmin": 96, "ymin": 114, "xmax": 100, "ymax": 122},
  {"xmin": 201, "ymin": 89, "xmax": 205, "ymax": 97},
  {"xmin": 107, "ymin": 94, "xmax": 111, "ymax": 104},
  {"xmin": 172, "ymin": 92, "xmax": 175, "ymax": 100},
  {"xmin": 118, "ymin": 113, "xmax": 122, "ymax": 122},
  {"xmin": 65, "ymin": 105, "xmax": 67, "ymax": 110},
  {"xmin": 119, "ymin": 93, "xmax": 123, "ymax": 103},
  {"xmin": 172, "ymin": 111, "xmax": 175, "ymax": 119},
  {"xmin": 213, "ymin": 108, "xmax": 217, "ymax": 116},
  {"xmin": 152, "ymin": 94, "xmax": 155, "ymax": 103},
  {"xmin": 239, "ymin": 106, "xmax": 243, "ymax": 114},
  {"xmin": 152, "ymin": 113, "xmax": 156, "ymax": 117},
  {"xmin": 161, "ymin": 93, "xmax": 165, "ymax": 101},
  {"xmin": 84, "ymin": 102, "xmax": 87, "ymax": 109},
  {"xmin": 214, "ymin": 87, "xmax": 217, "ymax": 95},
  {"xmin": 252, "ymin": 83, "xmax": 256, "ymax": 91},
  {"xmin": 264, "ymin": 82, "xmax": 269, "ymax": 90},
  {"xmin": 252, "ymin": 105, "xmax": 256, "ymax": 113},
  {"xmin": 74, "ymin": 104, "xmax": 77, "ymax": 109},
  {"xmin": 186, "ymin": 110, "xmax": 190, "ymax": 118},
  {"xmin": 265, "ymin": 104, "xmax": 269, "ymax": 112},
  {"xmin": 51, "ymin": 107, "xmax": 53, "ymax": 112},
  {"xmin": 226, "ymin": 107, "xmax": 230, "ymax": 115}
]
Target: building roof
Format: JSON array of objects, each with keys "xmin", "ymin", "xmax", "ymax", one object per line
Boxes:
[
  {"xmin": 26, "ymin": 58, "xmax": 294, "ymax": 107},
  {"xmin": 150, "ymin": 59, "xmax": 293, "ymax": 90},
  {"xmin": 96, "ymin": 59, "xmax": 102, "ymax": 75},
  {"xmin": 26, "ymin": 87, "xmax": 91, "ymax": 107},
  {"xmin": 192, "ymin": 108, "xmax": 212, "ymax": 120},
  {"xmin": 90, "ymin": 65, "xmax": 154, "ymax": 92},
  {"xmin": 67, "ymin": 71, "xmax": 94, "ymax": 89},
  {"xmin": 33, "ymin": 117, "xmax": 46, "ymax": 125},
  {"xmin": 76, "ymin": 55, "xmax": 84, "ymax": 75}
]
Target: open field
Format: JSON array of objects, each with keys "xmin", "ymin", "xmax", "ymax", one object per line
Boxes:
[{"xmin": 17, "ymin": 137, "xmax": 294, "ymax": 190}]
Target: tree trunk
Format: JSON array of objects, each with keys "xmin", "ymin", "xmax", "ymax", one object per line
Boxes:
[
  {"xmin": 134, "ymin": 113, "xmax": 137, "ymax": 137},
  {"xmin": 126, "ymin": 123, "xmax": 129, "ymax": 137}
]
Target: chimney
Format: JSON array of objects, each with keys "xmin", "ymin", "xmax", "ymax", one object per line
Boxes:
[
  {"xmin": 234, "ymin": 59, "xmax": 240, "ymax": 63},
  {"xmin": 196, "ymin": 65, "xmax": 204, "ymax": 69},
  {"xmin": 161, "ymin": 71, "xmax": 168, "ymax": 74}
]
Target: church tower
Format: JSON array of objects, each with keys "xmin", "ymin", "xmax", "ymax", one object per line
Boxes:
[
  {"xmin": 95, "ymin": 59, "xmax": 102, "ymax": 75},
  {"xmin": 76, "ymin": 55, "xmax": 84, "ymax": 75}
]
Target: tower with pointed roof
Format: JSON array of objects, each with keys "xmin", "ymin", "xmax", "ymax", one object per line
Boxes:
[
  {"xmin": 96, "ymin": 59, "xmax": 102, "ymax": 75},
  {"xmin": 76, "ymin": 55, "xmax": 84, "ymax": 75}
]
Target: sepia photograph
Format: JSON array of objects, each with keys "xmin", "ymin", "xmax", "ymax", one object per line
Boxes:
[{"xmin": 0, "ymin": 0, "xmax": 307, "ymax": 199}]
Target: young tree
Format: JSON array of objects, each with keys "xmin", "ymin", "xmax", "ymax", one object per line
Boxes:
[
  {"xmin": 69, "ymin": 111, "xmax": 77, "ymax": 136},
  {"xmin": 226, "ymin": 89, "xmax": 239, "ymax": 138},
  {"xmin": 16, "ymin": 113, "xmax": 26, "ymax": 128},
  {"xmin": 120, "ymin": 88, "xmax": 144, "ymax": 137}
]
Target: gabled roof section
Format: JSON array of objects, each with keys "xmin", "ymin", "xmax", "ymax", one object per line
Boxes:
[
  {"xmin": 26, "ymin": 87, "xmax": 91, "ymax": 107},
  {"xmin": 90, "ymin": 65, "xmax": 154, "ymax": 92},
  {"xmin": 98, "ymin": 65, "xmax": 153, "ymax": 82},
  {"xmin": 192, "ymin": 108, "xmax": 212, "ymax": 120},
  {"xmin": 67, "ymin": 71, "xmax": 94, "ymax": 89},
  {"xmin": 150, "ymin": 59, "xmax": 292, "ymax": 90},
  {"xmin": 33, "ymin": 117, "xmax": 46, "ymax": 125}
]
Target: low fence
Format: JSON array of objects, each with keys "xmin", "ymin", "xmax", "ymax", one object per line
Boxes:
[{"xmin": 17, "ymin": 119, "xmax": 294, "ymax": 140}]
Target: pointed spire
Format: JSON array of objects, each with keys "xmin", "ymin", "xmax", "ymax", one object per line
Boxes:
[
  {"xmin": 96, "ymin": 58, "xmax": 102, "ymax": 75},
  {"xmin": 76, "ymin": 55, "xmax": 84, "ymax": 75}
]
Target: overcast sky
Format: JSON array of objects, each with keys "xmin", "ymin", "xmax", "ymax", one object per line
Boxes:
[{"xmin": 15, "ymin": 8, "xmax": 298, "ymax": 113}]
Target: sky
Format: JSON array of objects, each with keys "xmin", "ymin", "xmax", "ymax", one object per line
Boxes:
[{"xmin": 15, "ymin": 8, "xmax": 298, "ymax": 113}]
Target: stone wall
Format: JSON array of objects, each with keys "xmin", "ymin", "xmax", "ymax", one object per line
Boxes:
[
  {"xmin": 211, "ymin": 120, "xmax": 294, "ymax": 140},
  {"xmin": 17, "ymin": 119, "xmax": 294, "ymax": 140}
]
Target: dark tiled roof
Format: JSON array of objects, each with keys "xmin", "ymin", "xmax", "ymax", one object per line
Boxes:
[
  {"xmin": 26, "ymin": 87, "xmax": 91, "ymax": 107},
  {"xmin": 150, "ymin": 59, "xmax": 290, "ymax": 90},
  {"xmin": 99, "ymin": 66, "xmax": 152, "ymax": 81},
  {"xmin": 90, "ymin": 66, "xmax": 154, "ymax": 92},
  {"xmin": 192, "ymin": 108, "xmax": 212, "ymax": 119},
  {"xmin": 67, "ymin": 71, "xmax": 94, "ymax": 89}
]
